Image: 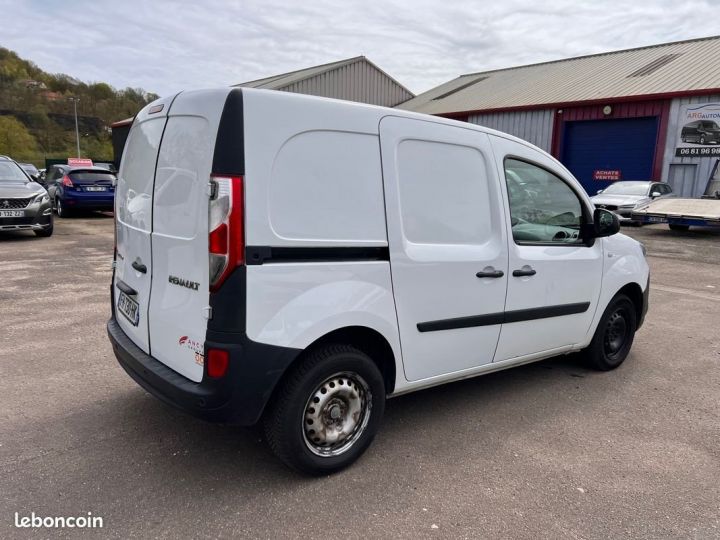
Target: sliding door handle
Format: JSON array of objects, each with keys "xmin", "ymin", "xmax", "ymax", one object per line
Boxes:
[
  {"xmin": 476, "ymin": 269, "xmax": 504, "ymax": 279},
  {"xmin": 512, "ymin": 267, "xmax": 537, "ymax": 277},
  {"xmin": 131, "ymin": 260, "xmax": 147, "ymax": 274}
]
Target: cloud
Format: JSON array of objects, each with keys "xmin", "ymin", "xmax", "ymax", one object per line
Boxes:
[{"xmin": 1, "ymin": 0, "xmax": 715, "ymax": 99}]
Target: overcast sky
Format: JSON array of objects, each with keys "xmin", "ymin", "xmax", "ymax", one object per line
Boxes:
[{"xmin": 2, "ymin": 0, "xmax": 717, "ymax": 98}]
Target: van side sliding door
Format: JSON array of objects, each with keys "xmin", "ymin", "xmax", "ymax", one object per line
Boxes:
[{"xmin": 379, "ymin": 116, "xmax": 509, "ymax": 382}]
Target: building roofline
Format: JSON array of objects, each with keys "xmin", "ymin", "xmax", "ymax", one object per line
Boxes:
[
  {"xmin": 110, "ymin": 117, "xmax": 134, "ymax": 128},
  {"xmin": 434, "ymin": 87, "xmax": 720, "ymax": 119},
  {"xmin": 458, "ymin": 34, "xmax": 720, "ymax": 79},
  {"xmin": 237, "ymin": 55, "xmax": 415, "ymax": 96},
  {"xmin": 238, "ymin": 55, "xmax": 366, "ymax": 87},
  {"xmin": 359, "ymin": 57, "xmax": 415, "ymax": 97}
]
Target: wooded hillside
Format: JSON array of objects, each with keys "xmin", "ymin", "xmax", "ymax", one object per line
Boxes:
[{"xmin": 0, "ymin": 47, "xmax": 158, "ymax": 165}]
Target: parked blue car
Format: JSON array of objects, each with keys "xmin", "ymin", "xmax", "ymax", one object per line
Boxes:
[{"xmin": 43, "ymin": 165, "xmax": 116, "ymax": 217}]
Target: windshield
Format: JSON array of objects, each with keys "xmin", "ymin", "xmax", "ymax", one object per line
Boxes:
[
  {"xmin": 601, "ymin": 182, "xmax": 649, "ymax": 196},
  {"xmin": 0, "ymin": 161, "xmax": 30, "ymax": 183},
  {"xmin": 20, "ymin": 163, "xmax": 39, "ymax": 176}
]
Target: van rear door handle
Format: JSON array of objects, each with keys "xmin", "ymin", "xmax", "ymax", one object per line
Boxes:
[
  {"xmin": 116, "ymin": 279, "xmax": 138, "ymax": 296},
  {"xmin": 131, "ymin": 260, "xmax": 147, "ymax": 274},
  {"xmin": 476, "ymin": 269, "xmax": 504, "ymax": 278},
  {"xmin": 512, "ymin": 267, "xmax": 537, "ymax": 277}
]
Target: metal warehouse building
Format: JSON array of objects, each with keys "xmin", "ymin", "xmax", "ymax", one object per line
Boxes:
[
  {"xmin": 399, "ymin": 36, "xmax": 720, "ymax": 197},
  {"xmin": 236, "ymin": 56, "xmax": 414, "ymax": 107}
]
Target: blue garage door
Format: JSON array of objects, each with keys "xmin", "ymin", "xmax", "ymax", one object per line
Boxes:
[{"xmin": 561, "ymin": 117, "xmax": 658, "ymax": 194}]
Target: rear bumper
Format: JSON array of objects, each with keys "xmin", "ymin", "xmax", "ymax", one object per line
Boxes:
[
  {"xmin": 61, "ymin": 190, "xmax": 115, "ymax": 209},
  {"xmin": 107, "ymin": 316, "xmax": 300, "ymax": 425}
]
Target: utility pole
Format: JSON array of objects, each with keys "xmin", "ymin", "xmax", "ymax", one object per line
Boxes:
[{"xmin": 68, "ymin": 97, "xmax": 80, "ymax": 157}]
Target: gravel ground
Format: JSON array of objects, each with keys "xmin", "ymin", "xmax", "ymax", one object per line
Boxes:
[{"xmin": 0, "ymin": 216, "xmax": 718, "ymax": 539}]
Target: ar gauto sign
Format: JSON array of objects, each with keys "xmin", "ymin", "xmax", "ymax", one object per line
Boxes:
[{"xmin": 675, "ymin": 103, "xmax": 720, "ymax": 157}]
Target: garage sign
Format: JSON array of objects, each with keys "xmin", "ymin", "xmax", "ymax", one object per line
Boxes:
[
  {"xmin": 67, "ymin": 158, "xmax": 93, "ymax": 167},
  {"xmin": 675, "ymin": 103, "xmax": 720, "ymax": 157},
  {"xmin": 593, "ymin": 169, "xmax": 622, "ymax": 181}
]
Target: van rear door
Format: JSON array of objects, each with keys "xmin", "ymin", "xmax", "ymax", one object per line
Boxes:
[
  {"xmin": 147, "ymin": 89, "xmax": 233, "ymax": 382},
  {"xmin": 114, "ymin": 96, "xmax": 175, "ymax": 352}
]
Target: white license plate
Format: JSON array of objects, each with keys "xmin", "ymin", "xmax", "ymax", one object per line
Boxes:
[
  {"xmin": 0, "ymin": 210, "xmax": 24, "ymax": 217},
  {"xmin": 117, "ymin": 291, "xmax": 140, "ymax": 326},
  {"xmin": 85, "ymin": 186, "xmax": 107, "ymax": 192},
  {"xmin": 647, "ymin": 216, "xmax": 665, "ymax": 223}
]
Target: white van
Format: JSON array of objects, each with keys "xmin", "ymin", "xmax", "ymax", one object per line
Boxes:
[{"xmin": 108, "ymin": 88, "xmax": 649, "ymax": 474}]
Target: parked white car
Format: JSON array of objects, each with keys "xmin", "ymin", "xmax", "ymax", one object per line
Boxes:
[
  {"xmin": 108, "ymin": 88, "xmax": 650, "ymax": 474},
  {"xmin": 591, "ymin": 181, "xmax": 673, "ymax": 224}
]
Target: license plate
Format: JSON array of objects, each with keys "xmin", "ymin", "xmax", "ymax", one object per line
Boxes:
[
  {"xmin": 0, "ymin": 210, "xmax": 24, "ymax": 217},
  {"xmin": 117, "ymin": 291, "xmax": 140, "ymax": 326},
  {"xmin": 85, "ymin": 186, "xmax": 107, "ymax": 192},
  {"xmin": 647, "ymin": 216, "xmax": 665, "ymax": 223}
]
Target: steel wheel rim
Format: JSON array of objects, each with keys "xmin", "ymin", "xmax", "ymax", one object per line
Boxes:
[
  {"xmin": 604, "ymin": 309, "xmax": 629, "ymax": 357},
  {"xmin": 302, "ymin": 372, "xmax": 372, "ymax": 457}
]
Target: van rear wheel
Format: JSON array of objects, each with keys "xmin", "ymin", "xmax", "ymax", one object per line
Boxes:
[
  {"xmin": 583, "ymin": 294, "xmax": 637, "ymax": 371},
  {"xmin": 263, "ymin": 344, "xmax": 385, "ymax": 475}
]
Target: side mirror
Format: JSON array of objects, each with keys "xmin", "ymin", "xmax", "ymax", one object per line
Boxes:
[
  {"xmin": 592, "ymin": 208, "xmax": 620, "ymax": 238},
  {"xmin": 596, "ymin": 189, "xmax": 604, "ymax": 194},
  {"xmin": 650, "ymin": 191, "xmax": 661, "ymax": 198}
]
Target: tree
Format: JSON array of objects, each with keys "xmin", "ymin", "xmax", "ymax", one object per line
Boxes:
[{"xmin": 0, "ymin": 115, "xmax": 37, "ymax": 160}]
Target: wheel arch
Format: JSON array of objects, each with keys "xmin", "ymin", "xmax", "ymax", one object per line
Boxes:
[
  {"xmin": 616, "ymin": 281, "xmax": 644, "ymax": 323},
  {"xmin": 262, "ymin": 325, "xmax": 398, "ymax": 422}
]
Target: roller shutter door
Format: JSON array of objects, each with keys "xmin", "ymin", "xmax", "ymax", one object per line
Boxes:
[{"xmin": 561, "ymin": 117, "xmax": 658, "ymax": 193}]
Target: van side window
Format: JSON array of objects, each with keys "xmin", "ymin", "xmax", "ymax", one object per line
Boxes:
[
  {"xmin": 397, "ymin": 140, "xmax": 492, "ymax": 245},
  {"xmin": 503, "ymin": 158, "xmax": 584, "ymax": 244}
]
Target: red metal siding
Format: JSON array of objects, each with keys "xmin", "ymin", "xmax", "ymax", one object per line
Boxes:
[{"xmin": 550, "ymin": 100, "xmax": 671, "ymax": 180}]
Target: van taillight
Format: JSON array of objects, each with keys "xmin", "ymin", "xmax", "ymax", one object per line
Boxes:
[
  {"xmin": 208, "ymin": 175, "xmax": 244, "ymax": 292},
  {"xmin": 206, "ymin": 348, "xmax": 229, "ymax": 378}
]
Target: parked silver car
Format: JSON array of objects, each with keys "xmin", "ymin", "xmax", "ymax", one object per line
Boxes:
[
  {"xmin": 591, "ymin": 181, "xmax": 673, "ymax": 224},
  {"xmin": 0, "ymin": 156, "xmax": 53, "ymax": 237}
]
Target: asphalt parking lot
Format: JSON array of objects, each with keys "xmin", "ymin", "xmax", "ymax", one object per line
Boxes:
[{"xmin": 1, "ymin": 216, "xmax": 719, "ymax": 539}]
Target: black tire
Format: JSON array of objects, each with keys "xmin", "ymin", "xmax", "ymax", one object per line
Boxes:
[
  {"xmin": 669, "ymin": 224, "xmax": 690, "ymax": 232},
  {"xmin": 263, "ymin": 344, "xmax": 386, "ymax": 475},
  {"xmin": 34, "ymin": 224, "xmax": 53, "ymax": 237},
  {"xmin": 56, "ymin": 198, "xmax": 71, "ymax": 218},
  {"xmin": 700, "ymin": 135, "xmax": 706, "ymax": 145},
  {"xmin": 583, "ymin": 294, "xmax": 637, "ymax": 371}
]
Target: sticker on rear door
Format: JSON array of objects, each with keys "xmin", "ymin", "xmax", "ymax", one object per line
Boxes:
[{"xmin": 178, "ymin": 335, "xmax": 204, "ymax": 366}]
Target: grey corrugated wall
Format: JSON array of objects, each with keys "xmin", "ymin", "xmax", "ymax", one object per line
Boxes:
[
  {"xmin": 279, "ymin": 61, "xmax": 412, "ymax": 107},
  {"xmin": 466, "ymin": 109, "xmax": 555, "ymax": 152},
  {"xmin": 661, "ymin": 94, "xmax": 720, "ymax": 197}
]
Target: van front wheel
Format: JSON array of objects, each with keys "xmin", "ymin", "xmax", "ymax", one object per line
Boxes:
[
  {"xmin": 583, "ymin": 294, "xmax": 637, "ymax": 371},
  {"xmin": 263, "ymin": 344, "xmax": 385, "ymax": 475}
]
